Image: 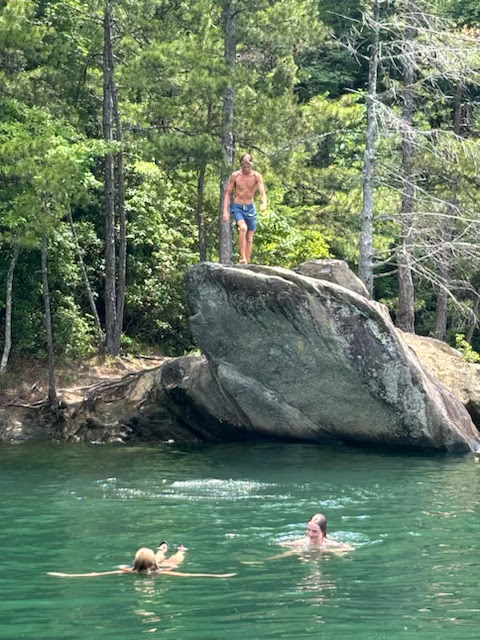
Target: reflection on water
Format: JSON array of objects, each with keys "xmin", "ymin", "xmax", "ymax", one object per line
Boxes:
[
  {"xmin": 295, "ymin": 558, "xmax": 338, "ymax": 606},
  {"xmin": 131, "ymin": 576, "xmax": 166, "ymax": 633},
  {"xmin": 1, "ymin": 441, "xmax": 479, "ymax": 640}
]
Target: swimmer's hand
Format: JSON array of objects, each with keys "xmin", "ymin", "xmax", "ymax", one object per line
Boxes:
[{"xmin": 177, "ymin": 544, "xmax": 188, "ymax": 552}]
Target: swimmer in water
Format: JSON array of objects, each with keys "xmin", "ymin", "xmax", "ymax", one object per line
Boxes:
[
  {"xmin": 131, "ymin": 547, "xmax": 160, "ymax": 572},
  {"xmin": 288, "ymin": 513, "xmax": 354, "ymax": 552},
  {"xmin": 48, "ymin": 545, "xmax": 235, "ymax": 578},
  {"xmin": 242, "ymin": 513, "xmax": 354, "ymax": 564}
]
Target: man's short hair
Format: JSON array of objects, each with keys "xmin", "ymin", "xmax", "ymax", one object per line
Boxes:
[{"xmin": 241, "ymin": 152, "xmax": 253, "ymax": 162}]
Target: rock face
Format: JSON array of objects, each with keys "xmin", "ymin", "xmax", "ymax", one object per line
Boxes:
[
  {"xmin": 399, "ymin": 332, "xmax": 480, "ymax": 428},
  {"xmin": 296, "ymin": 259, "xmax": 371, "ymax": 299},
  {"xmin": 2, "ymin": 260, "xmax": 479, "ymax": 452},
  {"xmin": 178, "ymin": 262, "xmax": 480, "ymax": 452}
]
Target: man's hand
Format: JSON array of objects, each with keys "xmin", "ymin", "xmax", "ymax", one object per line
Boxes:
[
  {"xmin": 260, "ymin": 203, "xmax": 267, "ymax": 212},
  {"xmin": 222, "ymin": 211, "xmax": 230, "ymax": 222}
]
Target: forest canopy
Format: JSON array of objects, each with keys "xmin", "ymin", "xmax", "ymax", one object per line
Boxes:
[{"xmin": 1, "ymin": 0, "xmax": 479, "ymax": 385}]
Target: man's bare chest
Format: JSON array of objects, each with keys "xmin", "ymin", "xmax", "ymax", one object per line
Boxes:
[{"xmin": 235, "ymin": 173, "xmax": 257, "ymax": 190}]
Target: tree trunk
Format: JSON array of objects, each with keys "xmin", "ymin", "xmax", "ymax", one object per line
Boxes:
[
  {"xmin": 196, "ymin": 162, "xmax": 207, "ymax": 261},
  {"xmin": 41, "ymin": 233, "xmax": 57, "ymax": 407},
  {"xmin": 431, "ymin": 83, "xmax": 463, "ymax": 341},
  {"xmin": 111, "ymin": 45, "xmax": 126, "ymax": 354},
  {"xmin": 67, "ymin": 206, "xmax": 104, "ymax": 346},
  {"xmin": 358, "ymin": 0, "xmax": 379, "ymax": 297},
  {"xmin": 395, "ymin": 8, "xmax": 415, "ymax": 333},
  {"xmin": 103, "ymin": 0, "xmax": 117, "ymax": 354},
  {"xmin": 431, "ymin": 261, "xmax": 449, "ymax": 341},
  {"xmin": 0, "ymin": 245, "xmax": 19, "ymax": 375},
  {"xmin": 219, "ymin": 0, "xmax": 236, "ymax": 265},
  {"xmin": 466, "ymin": 290, "xmax": 479, "ymax": 344}
]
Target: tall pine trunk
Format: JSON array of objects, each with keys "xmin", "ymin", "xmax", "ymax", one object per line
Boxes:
[
  {"xmin": 466, "ymin": 290, "xmax": 479, "ymax": 344},
  {"xmin": 219, "ymin": 0, "xmax": 236, "ymax": 264},
  {"xmin": 41, "ymin": 233, "xmax": 57, "ymax": 407},
  {"xmin": 431, "ymin": 83, "xmax": 463, "ymax": 341},
  {"xmin": 358, "ymin": 0, "xmax": 379, "ymax": 297},
  {"xmin": 111, "ymin": 49, "xmax": 126, "ymax": 354},
  {"xmin": 67, "ymin": 206, "xmax": 104, "ymax": 346},
  {"xmin": 431, "ymin": 259, "xmax": 449, "ymax": 341},
  {"xmin": 103, "ymin": 0, "xmax": 117, "ymax": 354},
  {"xmin": 197, "ymin": 162, "xmax": 207, "ymax": 261},
  {"xmin": 0, "ymin": 245, "xmax": 19, "ymax": 375},
  {"xmin": 396, "ymin": 8, "xmax": 416, "ymax": 333}
]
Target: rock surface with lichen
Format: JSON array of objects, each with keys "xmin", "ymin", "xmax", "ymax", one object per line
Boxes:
[
  {"xmin": 173, "ymin": 261, "xmax": 479, "ymax": 452},
  {"xmin": 2, "ymin": 260, "xmax": 479, "ymax": 452}
]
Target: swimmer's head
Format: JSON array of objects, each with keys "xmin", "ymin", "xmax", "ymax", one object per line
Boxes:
[
  {"xmin": 308, "ymin": 513, "xmax": 327, "ymax": 537},
  {"xmin": 133, "ymin": 547, "xmax": 157, "ymax": 572}
]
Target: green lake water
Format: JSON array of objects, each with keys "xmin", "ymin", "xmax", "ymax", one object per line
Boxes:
[{"xmin": 1, "ymin": 441, "xmax": 479, "ymax": 640}]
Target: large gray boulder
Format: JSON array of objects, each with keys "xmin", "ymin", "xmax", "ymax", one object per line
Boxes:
[
  {"xmin": 180, "ymin": 262, "xmax": 480, "ymax": 452},
  {"xmin": 4, "ymin": 261, "xmax": 478, "ymax": 452},
  {"xmin": 400, "ymin": 332, "xmax": 480, "ymax": 428},
  {"xmin": 296, "ymin": 259, "xmax": 371, "ymax": 299}
]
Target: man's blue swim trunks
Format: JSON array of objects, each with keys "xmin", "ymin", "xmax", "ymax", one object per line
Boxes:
[{"xmin": 231, "ymin": 203, "xmax": 257, "ymax": 231}]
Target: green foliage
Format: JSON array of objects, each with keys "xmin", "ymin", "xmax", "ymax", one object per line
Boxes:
[
  {"xmin": 296, "ymin": 0, "xmax": 364, "ymax": 100},
  {"xmin": 122, "ymin": 161, "xmax": 198, "ymax": 353},
  {"xmin": 120, "ymin": 333, "xmax": 144, "ymax": 356},
  {"xmin": 52, "ymin": 295, "xmax": 96, "ymax": 360},
  {"xmin": 455, "ymin": 334, "xmax": 480, "ymax": 363},
  {"xmin": 1, "ymin": 0, "xmax": 479, "ymax": 367},
  {"xmin": 254, "ymin": 208, "xmax": 331, "ymax": 267},
  {"xmin": 440, "ymin": 0, "xmax": 480, "ymax": 26},
  {"xmin": 0, "ymin": 98, "xmax": 104, "ymax": 359}
]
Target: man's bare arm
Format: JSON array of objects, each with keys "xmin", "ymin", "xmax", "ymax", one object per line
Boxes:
[
  {"xmin": 223, "ymin": 174, "xmax": 236, "ymax": 220},
  {"xmin": 257, "ymin": 173, "xmax": 267, "ymax": 211}
]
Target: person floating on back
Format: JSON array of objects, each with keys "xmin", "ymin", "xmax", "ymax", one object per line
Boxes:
[
  {"xmin": 222, "ymin": 152, "xmax": 267, "ymax": 264},
  {"xmin": 47, "ymin": 543, "xmax": 236, "ymax": 578}
]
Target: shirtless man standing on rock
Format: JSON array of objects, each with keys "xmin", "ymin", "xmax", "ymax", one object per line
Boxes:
[{"xmin": 222, "ymin": 152, "xmax": 267, "ymax": 264}]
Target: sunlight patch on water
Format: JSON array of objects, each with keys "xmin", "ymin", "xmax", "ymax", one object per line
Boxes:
[
  {"xmin": 164, "ymin": 478, "xmax": 290, "ymax": 501},
  {"xmin": 68, "ymin": 477, "xmax": 292, "ymax": 502}
]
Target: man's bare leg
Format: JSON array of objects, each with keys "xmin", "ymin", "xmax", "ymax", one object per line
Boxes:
[
  {"xmin": 245, "ymin": 231, "xmax": 254, "ymax": 264},
  {"xmin": 237, "ymin": 220, "xmax": 247, "ymax": 263}
]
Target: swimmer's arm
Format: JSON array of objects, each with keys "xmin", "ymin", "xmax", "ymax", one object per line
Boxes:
[
  {"xmin": 47, "ymin": 569, "xmax": 133, "ymax": 577},
  {"xmin": 240, "ymin": 537, "xmax": 303, "ymax": 564},
  {"xmin": 47, "ymin": 568, "xmax": 236, "ymax": 578},
  {"xmin": 241, "ymin": 549, "xmax": 300, "ymax": 565},
  {"xmin": 157, "ymin": 569, "xmax": 236, "ymax": 578},
  {"xmin": 241, "ymin": 540, "xmax": 355, "ymax": 565},
  {"xmin": 266, "ymin": 549, "xmax": 299, "ymax": 561},
  {"xmin": 327, "ymin": 541, "xmax": 355, "ymax": 553}
]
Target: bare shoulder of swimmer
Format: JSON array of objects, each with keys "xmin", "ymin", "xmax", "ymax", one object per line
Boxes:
[
  {"xmin": 285, "ymin": 537, "xmax": 307, "ymax": 548},
  {"xmin": 324, "ymin": 539, "xmax": 355, "ymax": 552}
]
